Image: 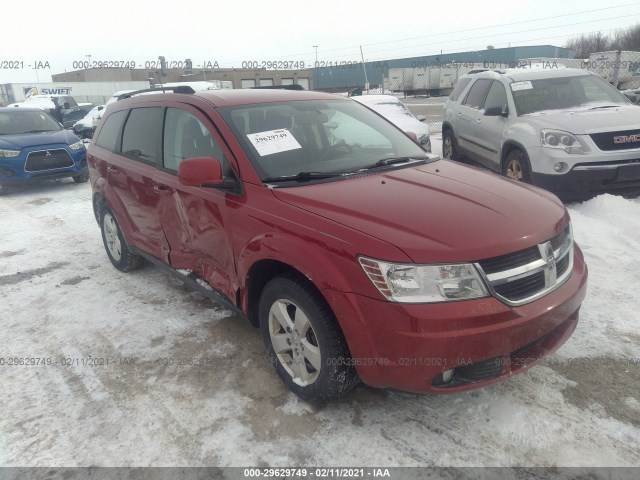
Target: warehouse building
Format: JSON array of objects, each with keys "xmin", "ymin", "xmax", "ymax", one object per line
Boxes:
[
  {"xmin": 52, "ymin": 67, "xmax": 314, "ymax": 90},
  {"xmin": 313, "ymin": 45, "xmax": 575, "ymax": 92}
]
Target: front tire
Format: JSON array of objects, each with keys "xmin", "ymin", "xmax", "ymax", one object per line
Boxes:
[
  {"xmin": 259, "ymin": 275, "xmax": 359, "ymax": 402},
  {"xmin": 100, "ymin": 206, "xmax": 144, "ymax": 272},
  {"xmin": 442, "ymin": 129, "xmax": 461, "ymax": 160},
  {"xmin": 73, "ymin": 172, "xmax": 89, "ymax": 183},
  {"xmin": 503, "ymin": 149, "xmax": 532, "ymax": 183}
]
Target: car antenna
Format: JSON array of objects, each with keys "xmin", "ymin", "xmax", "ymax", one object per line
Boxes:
[
  {"xmin": 157, "ymin": 56, "xmax": 167, "ymax": 92},
  {"xmin": 154, "ymin": 71, "xmax": 166, "ymax": 93}
]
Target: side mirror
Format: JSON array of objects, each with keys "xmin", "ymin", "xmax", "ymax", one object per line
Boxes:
[
  {"xmin": 484, "ymin": 106, "xmax": 502, "ymax": 116},
  {"xmin": 63, "ymin": 102, "xmax": 71, "ymax": 109},
  {"xmin": 484, "ymin": 104, "xmax": 509, "ymax": 117},
  {"xmin": 178, "ymin": 157, "xmax": 225, "ymax": 187},
  {"xmin": 416, "ymin": 115, "xmax": 426, "ymax": 122},
  {"xmin": 179, "ymin": 157, "xmax": 241, "ymax": 193}
]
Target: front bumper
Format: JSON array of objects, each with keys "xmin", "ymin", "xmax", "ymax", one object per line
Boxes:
[
  {"xmin": 323, "ymin": 247, "xmax": 588, "ymax": 394},
  {"xmin": 527, "ymin": 144, "xmax": 640, "ymax": 199},
  {"xmin": 532, "ymin": 161, "xmax": 640, "ymax": 200},
  {"xmin": 0, "ymin": 145, "xmax": 87, "ymax": 184}
]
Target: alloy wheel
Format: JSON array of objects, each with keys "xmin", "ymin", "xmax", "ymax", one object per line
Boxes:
[
  {"xmin": 506, "ymin": 159, "xmax": 523, "ymax": 181},
  {"xmin": 103, "ymin": 213, "xmax": 122, "ymax": 261},
  {"xmin": 268, "ymin": 299, "xmax": 321, "ymax": 386}
]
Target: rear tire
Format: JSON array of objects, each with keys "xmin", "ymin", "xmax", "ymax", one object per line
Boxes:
[
  {"xmin": 259, "ymin": 275, "xmax": 359, "ymax": 403},
  {"xmin": 100, "ymin": 206, "xmax": 144, "ymax": 272},
  {"xmin": 73, "ymin": 173, "xmax": 89, "ymax": 183},
  {"xmin": 442, "ymin": 129, "xmax": 461, "ymax": 160},
  {"xmin": 502, "ymin": 149, "xmax": 531, "ymax": 183}
]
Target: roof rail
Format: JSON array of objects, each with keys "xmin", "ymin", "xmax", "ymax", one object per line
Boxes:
[
  {"xmin": 117, "ymin": 86, "xmax": 196, "ymax": 100},
  {"xmin": 251, "ymin": 84, "xmax": 306, "ymax": 91},
  {"xmin": 467, "ymin": 68, "xmax": 507, "ymax": 75}
]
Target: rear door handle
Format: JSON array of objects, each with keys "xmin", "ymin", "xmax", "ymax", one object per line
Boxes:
[
  {"xmin": 475, "ymin": 118, "xmax": 482, "ymax": 124},
  {"xmin": 153, "ymin": 184, "xmax": 175, "ymax": 195},
  {"xmin": 106, "ymin": 166, "xmax": 118, "ymax": 172}
]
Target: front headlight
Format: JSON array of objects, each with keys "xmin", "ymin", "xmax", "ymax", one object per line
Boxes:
[
  {"xmin": 68, "ymin": 140, "xmax": 85, "ymax": 150},
  {"xmin": 540, "ymin": 129, "xmax": 585, "ymax": 154},
  {"xmin": 0, "ymin": 148, "xmax": 20, "ymax": 158},
  {"xmin": 419, "ymin": 134, "xmax": 431, "ymax": 150},
  {"xmin": 359, "ymin": 256, "xmax": 489, "ymax": 303}
]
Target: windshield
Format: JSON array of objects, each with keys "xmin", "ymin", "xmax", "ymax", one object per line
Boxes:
[
  {"xmin": 218, "ymin": 99, "xmax": 430, "ymax": 182},
  {"xmin": 512, "ymin": 75, "xmax": 630, "ymax": 115},
  {"xmin": 0, "ymin": 110, "xmax": 62, "ymax": 135}
]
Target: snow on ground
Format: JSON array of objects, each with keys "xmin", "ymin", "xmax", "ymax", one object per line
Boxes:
[{"xmin": 0, "ymin": 176, "xmax": 639, "ymax": 467}]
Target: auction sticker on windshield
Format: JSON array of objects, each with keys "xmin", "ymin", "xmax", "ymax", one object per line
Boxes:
[
  {"xmin": 247, "ymin": 129, "xmax": 302, "ymax": 156},
  {"xmin": 511, "ymin": 81, "xmax": 533, "ymax": 91}
]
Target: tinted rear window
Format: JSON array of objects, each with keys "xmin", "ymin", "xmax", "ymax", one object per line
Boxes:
[
  {"xmin": 121, "ymin": 108, "xmax": 164, "ymax": 163},
  {"xmin": 462, "ymin": 79, "xmax": 492, "ymax": 109},
  {"xmin": 95, "ymin": 110, "xmax": 128, "ymax": 151}
]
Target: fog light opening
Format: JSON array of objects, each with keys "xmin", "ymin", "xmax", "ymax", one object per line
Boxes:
[
  {"xmin": 553, "ymin": 162, "xmax": 568, "ymax": 173},
  {"xmin": 432, "ymin": 368, "xmax": 456, "ymax": 386},
  {"xmin": 442, "ymin": 368, "xmax": 455, "ymax": 383}
]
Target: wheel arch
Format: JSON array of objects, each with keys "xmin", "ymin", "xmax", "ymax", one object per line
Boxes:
[
  {"xmin": 245, "ymin": 259, "xmax": 325, "ymax": 328},
  {"xmin": 238, "ymin": 233, "xmax": 356, "ymax": 328},
  {"xmin": 501, "ymin": 140, "xmax": 531, "ymax": 168},
  {"xmin": 92, "ymin": 177, "xmax": 137, "ymax": 247},
  {"xmin": 92, "ymin": 191, "xmax": 106, "ymax": 224}
]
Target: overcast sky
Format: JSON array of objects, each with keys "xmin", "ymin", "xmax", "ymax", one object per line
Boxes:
[{"xmin": 2, "ymin": 0, "xmax": 639, "ymax": 83}]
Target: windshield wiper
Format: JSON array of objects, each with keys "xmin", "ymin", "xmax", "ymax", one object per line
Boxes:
[
  {"xmin": 358, "ymin": 156, "xmax": 426, "ymax": 170},
  {"xmin": 262, "ymin": 171, "xmax": 342, "ymax": 183},
  {"xmin": 588, "ymin": 105, "xmax": 620, "ymax": 110},
  {"xmin": 23, "ymin": 129, "xmax": 57, "ymax": 133}
]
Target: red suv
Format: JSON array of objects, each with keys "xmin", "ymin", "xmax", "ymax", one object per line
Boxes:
[{"xmin": 88, "ymin": 87, "xmax": 588, "ymax": 402}]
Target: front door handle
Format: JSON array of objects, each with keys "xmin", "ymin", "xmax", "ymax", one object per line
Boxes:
[{"xmin": 475, "ymin": 118, "xmax": 482, "ymax": 124}]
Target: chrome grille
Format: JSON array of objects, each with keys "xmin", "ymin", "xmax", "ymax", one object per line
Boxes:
[
  {"xmin": 476, "ymin": 225, "xmax": 574, "ymax": 306},
  {"xmin": 24, "ymin": 149, "xmax": 74, "ymax": 172},
  {"xmin": 493, "ymin": 271, "xmax": 545, "ymax": 301},
  {"xmin": 478, "ymin": 245, "xmax": 540, "ymax": 275}
]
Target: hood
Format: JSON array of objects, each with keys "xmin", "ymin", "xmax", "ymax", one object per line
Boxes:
[
  {"xmin": 368, "ymin": 104, "xmax": 429, "ymax": 137},
  {"xmin": 0, "ymin": 129, "xmax": 79, "ymax": 149},
  {"xmin": 523, "ymin": 104, "xmax": 640, "ymax": 134},
  {"xmin": 385, "ymin": 112, "xmax": 429, "ymax": 137},
  {"xmin": 74, "ymin": 105, "xmax": 105, "ymax": 129},
  {"xmin": 272, "ymin": 161, "xmax": 568, "ymax": 263}
]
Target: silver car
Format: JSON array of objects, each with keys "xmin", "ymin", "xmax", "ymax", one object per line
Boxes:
[
  {"xmin": 442, "ymin": 67, "xmax": 640, "ymax": 200},
  {"xmin": 352, "ymin": 94, "xmax": 431, "ymax": 151}
]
